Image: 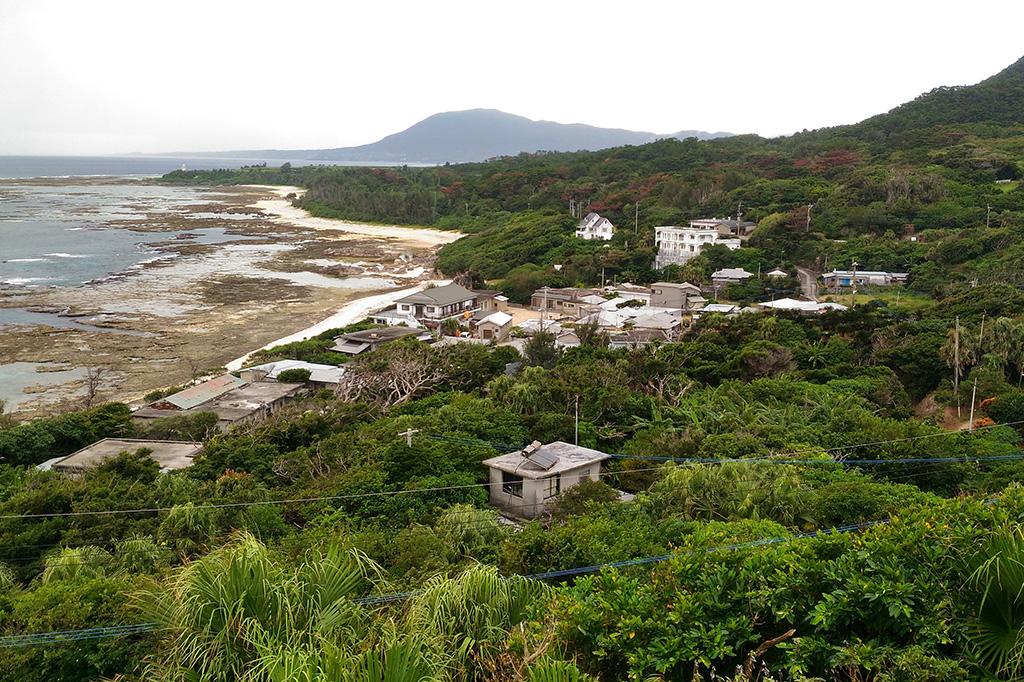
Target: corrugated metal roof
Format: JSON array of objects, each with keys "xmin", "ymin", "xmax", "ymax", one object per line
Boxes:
[
  {"xmin": 479, "ymin": 311, "xmax": 513, "ymax": 327},
  {"xmin": 162, "ymin": 374, "xmax": 247, "ymax": 410}
]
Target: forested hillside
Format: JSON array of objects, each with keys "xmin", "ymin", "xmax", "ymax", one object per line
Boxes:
[{"xmin": 164, "ymin": 57, "xmax": 1024, "ymax": 303}]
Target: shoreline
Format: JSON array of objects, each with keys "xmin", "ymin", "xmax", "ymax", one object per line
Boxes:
[
  {"xmin": 222, "ymin": 185, "xmax": 464, "ymax": 371},
  {"xmin": 225, "ymin": 280, "xmax": 448, "ymax": 371},
  {"xmin": 1, "ymin": 181, "xmax": 463, "ymax": 415},
  {"xmin": 246, "ymin": 185, "xmax": 464, "ymax": 248}
]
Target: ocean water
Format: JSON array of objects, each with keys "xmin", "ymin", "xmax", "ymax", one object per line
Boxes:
[
  {"xmin": 0, "ymin": 155, "xmax": 415, "ymax": 179},
  {"xmin": 0, "ymin": 155, "xmax": 305, "ymax": 179},
  {"xmin": 0, "ymin": 182, "xmax": 256, "ymax": 289}
]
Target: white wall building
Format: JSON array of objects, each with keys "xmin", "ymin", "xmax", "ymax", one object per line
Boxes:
[
  {"xmin": 483, "ymin": 441, "xmax": 611, "ymax": 518},
  {"xmin": 654, "ymin": 225, "xmax": 741, "ymax": 269},
  {"xmin": 576, "ymin": 212, "xmax": 615, "ymax": 240}
]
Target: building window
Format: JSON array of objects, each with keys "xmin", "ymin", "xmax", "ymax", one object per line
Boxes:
[
  {"xmin": 501, "ymin": 471, "xmax": 523, "ymax": 497},
  {"xmin": 544, "ymin": 475, "xmax": 561, "ymax": 499}
]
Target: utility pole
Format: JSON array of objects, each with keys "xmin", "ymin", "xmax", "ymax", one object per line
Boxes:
[
  {"xmin": 954, "ymin": 316, "xmax": 961, "ymax": 419},
  {"xmin": 806, "ymin": 204, "xmax": 812, "ymax": 233},
  {"xmin": 850, "ymin": 260, "xmax": 859, "ymax": 308},
  {"xmin": 987, "ymin": 204, "xmax": 992, "ymax": 228},
  {"xmin": 398, "ymin": 428, "xmax": 420, "ymax": 447},
  {"xmin": 634, "ymin": 201, "xmax": 639, "ymax": 234},
  {"xmin": 968, "ymin": 377, "xmax": 979, "ymax": 431},
  {"xmin": 574, "ymin": 395, "xmax": 580, "ymax": 445},
  {"xmin": 979, "ymin": 313, "xmax": 986, "ymax": 349},
  {"xmin": 541, "ymin": 287, "xmax": 548, "ymax": 332}
]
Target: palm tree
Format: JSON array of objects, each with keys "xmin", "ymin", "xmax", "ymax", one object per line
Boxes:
[
  {"xmin": 407, "ymin": 565, "xmax": 548, "ymax": 679},
  {"xmin": 139, "ymin": 533, "xmax": 383, "ymax": 681},
  {"xmin": 0, "ymin": 562, "xmax": 16, "ymax": 590},
  {"xmin": 40, "ymin": 546, "xmax": 112, "ymax": 584},
  {"xmin": 967, "ymin": 526, "xmax": 1024, "ymax": 679},
  {"xmin": 800, "ymin": 341, "xmax": 830, "ymax": 369}
]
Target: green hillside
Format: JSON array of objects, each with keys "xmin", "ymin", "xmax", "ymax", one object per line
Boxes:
[
  {"xmin": 850, "ymin": 55, "xmax": 1024, "ymax": 138},
  {"xmin": 165, "ymin": 55, "xmax": 1024, "ymax": 306}
]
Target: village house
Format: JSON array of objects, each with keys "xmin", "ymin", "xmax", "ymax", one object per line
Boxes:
[
  {"xmin": 475, "ymin": 310, "xmax": 513, "ymax": 341},
  {"xmin": 476, "ymin": 290, "xmax": 509, "ymax": 313},
  {"xmin": 529, "ymin": 287, "xmax": 602, "ymax": 319},
  {"xmin": 609, "ymin": 283, "xmax": 652, "ymax": 304},
  {"xmin": 329, "ymin": 327, "xmax": 432, "ymax": 355},
  {"xmin": 575, "ymin": 212, "xmax": 615, "ymax": 240},
  {"xmin": 367, "ymin": 307, "xmax": 421, "ymax": 327},
  {"xmin": 608, "ymin": 328, "xmax": 671, "ymax": 349},
  {"xmin": 766, "ymin": 268, "xmax": 789, "ymax": 278},
  {"xmin": 650, "ymin": 281, "xmax": 706, "ymax": 310},
  {"xmin": 578, "ymin": 300, "xmax": 684, "ymax": 331},
  {"xmin": 711, "ymin": 268, "xmax": 755, "ymax": 286},
  {"xmin": 821, "ymin": 270, "xmax": 909, "ymax": 288},
  {"xmin": 653, "ymin": 223, "xmax": 742, "ymax": 269},
  {"xmin": 555, "ymin": 331, "xmax": 581, "ymax": 348},
  {"xmin": 693, "ymin": 303, "xmax": 740, "ymax": 319},
  {"xmin": 239, "ymin": 360, "xmax": 346, "ymax": 388},
  {"xmin": 42, "ymin": 438, "xmax": 203, "ymax": 474},
  {"xmin": 758, "ymin": 298, "xmax": 849, "ymax": 314},
  {"xmin": 390, "ymin": 283, "xmax": 480, "ymax": 327},
  {"xmin": 688, "ymin": 216, "xmax": 757, "ymax": 237},
  {"xmin": 132, "ymin": 375, "xmax": 302, "ymax": 431},
  {"xmin": 483, "ymin": 441, "xmax": 612, "ymax": 518}
]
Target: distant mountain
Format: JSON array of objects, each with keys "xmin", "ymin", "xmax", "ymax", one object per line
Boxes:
[{"xmin": 192, "ymin": 109, "xmax": 732, "ymax": 165}]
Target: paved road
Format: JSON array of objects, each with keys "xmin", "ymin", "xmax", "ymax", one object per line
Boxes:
[{"xmin": 796, "ymin": 267, "xmax": 819, "ymax": 300}]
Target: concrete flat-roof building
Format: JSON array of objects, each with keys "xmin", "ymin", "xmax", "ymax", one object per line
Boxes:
[
  {"xmin": 50, "ymin": 438, "xmax": 203, "ymax": 474},
  {"xmin": 821, "ymin": 270, "xmax": 909, "ymax": 288},
  {"xmin": 329, "ymin": 327, "xmax": 432, "ymax": 355},
  {"xmin": 134, "ymin": 377, "xmax": 303, "ymax": 431},
  {"xmin": 711, "ymin": 268, "xmax": 755, "ymax": 286},
  {"xmin": 239, "ymin": 360, "xmax": 346, "ymax": 387},
  {"xmin": 483, "ymin": 441, "xmax": 612, "ymax": 518},
  {"xmin": 758, "ymin": 298, "xmax": 848, "ymax": 314}
]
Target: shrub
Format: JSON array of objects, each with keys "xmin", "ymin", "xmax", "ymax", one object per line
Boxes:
[{"xmin": 276, "ymin": 368, "xmax": 312, "ymax": 383}]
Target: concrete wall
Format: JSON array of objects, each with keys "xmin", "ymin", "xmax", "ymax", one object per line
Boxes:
[{"xmin": 487, "ymin": 463, "xmax": 602, "ymax": 519}]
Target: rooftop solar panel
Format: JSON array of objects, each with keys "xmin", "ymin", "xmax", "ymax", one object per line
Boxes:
[{"xmin": 528, "ymin": 446, "xmax": 561, "ymax": 466}]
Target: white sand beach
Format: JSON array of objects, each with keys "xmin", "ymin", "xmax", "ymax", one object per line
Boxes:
[
  {"xmin": 225, "ymin": 280, "xmax": 450, "ymax": 370},
  {"xmin": 247, "ymin": 186, "xmax": 464, "ymax": 248},
  {"xmin": 220, "ymin": 187, "xmax": 467, "ymax": 371}
]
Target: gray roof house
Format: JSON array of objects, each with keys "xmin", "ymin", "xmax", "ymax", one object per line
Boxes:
[
  {"xmin": 483, "ymin": 441, "xmax": 612, "ymax": 518},
  {"xmin": 240, "ymin": 360, "xmax": 346, "ymax": 386},
  {"xmin": 158, "ymin": 374, "xmax": 247, "ymax": 411},
  {"xmin": 49, "ymin": 438, "xmax": 203, "ymax": 474},
  {"xmin": 134, "ymin": 376, "xmax": 302, "ymax": 431},
  {"xmin": 650, "ymin": 281, "xmax": 704, "ymax": 310},
  {"xmin": 330, "ymin": 327, "xmax": 432, "ymax": 355},
  {"xmin": 393, "ymin": 284, "xmax": 480, "ymax": 326},
  {"xmin": 711, "ymin": 268, "xmax": 755, "ymax": 286}
]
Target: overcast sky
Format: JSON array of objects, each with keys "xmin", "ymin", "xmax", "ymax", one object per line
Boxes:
[{"xmin": 1, "ymin": 0, "xmax": 1022, "ymax": 155}]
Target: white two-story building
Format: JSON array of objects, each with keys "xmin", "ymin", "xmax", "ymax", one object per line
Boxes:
[
  {"xmin": 575, "ymin": 212, "xmax": 615, "ymax": 241},
  {"xmin": 654, "ymin": 224, "xmax": 741, "ymax": 269}
]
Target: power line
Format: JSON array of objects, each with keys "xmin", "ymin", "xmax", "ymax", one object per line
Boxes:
[
  {"xmin": 4, "ymin": 432, "xmax": 1020, "ymax": 524},
  {"xmin": 0, "ymin": 517, "xmax": 889, "ymax": 647},
  {"xmin": 425, "ymin": 419, "xmax": 1024, "ymax": 462},
  {"xmin": 609, "ymin": 453, "xmax": 1024, "ymax": 465}
]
